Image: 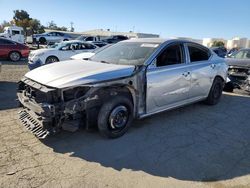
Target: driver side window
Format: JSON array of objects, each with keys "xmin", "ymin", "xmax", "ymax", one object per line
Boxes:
[{"xmin": 156, "ymin": 44, "xmax": 184, "ymax": 67}]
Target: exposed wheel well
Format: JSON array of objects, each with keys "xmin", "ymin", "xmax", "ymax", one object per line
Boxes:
[
  {"xmin": 95, "ymin": 86, "xmax": 134, "ymax": 105},
  {"xmin": 84, "ymin": 85, "xmax": 135, "ymax": 129},
  {"xmin": 214, "ymin": 75, "xmax": 225, "ymax": 83}
]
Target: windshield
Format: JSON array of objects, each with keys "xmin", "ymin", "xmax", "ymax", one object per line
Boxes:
[
  {"xmin": 90, "ymin": 42, "xmax": 159, "ymax": 65},
  {"xmin": 54, "ymin": 42, "xmax": 69, "ymax": 50}
]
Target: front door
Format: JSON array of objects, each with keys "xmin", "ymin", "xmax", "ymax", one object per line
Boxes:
[{"xmin": 146, "ymin": 43, "xmax": 191, "ymax": 114}]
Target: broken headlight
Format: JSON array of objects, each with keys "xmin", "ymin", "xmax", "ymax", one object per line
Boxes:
[{"xmin": 63, "ymin": 87, "xmax": 90, "ymax": 102}]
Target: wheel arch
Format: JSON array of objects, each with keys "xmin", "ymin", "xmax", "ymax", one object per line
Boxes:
[
  {"xmin": 45, "ymin": 55, "xmax": 60, "ymax": 63},
  {"xmin": 94, "ymin": 84, "xmax": 135, "ymax": 106},
  {"xmin": 8, "ymin": 50, "xmax": 21, "ymax": 57},
  {"xmin": 214, "ymin": 75, "xmax": 225, "ymax": 83},
  {"xmin": 83, "ymin": 84, "xmax": 136, "ymax": 130}
]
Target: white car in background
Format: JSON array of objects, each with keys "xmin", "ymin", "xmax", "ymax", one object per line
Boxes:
[
  {"xmin": 28, "ymin": 40, "xmax": 98, "ymax": 70},
  {"xmin": 70, "ymin": 44, "xmax": 112, "ymax": 60},
  {"xmin": 32, "ymin": 31, "xmax": 73, "ymax": 44}
]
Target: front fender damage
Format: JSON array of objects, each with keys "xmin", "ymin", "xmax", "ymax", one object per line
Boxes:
[{"xmin": 17, "ymin": 67, "xmax": 146, "ymax": 139}]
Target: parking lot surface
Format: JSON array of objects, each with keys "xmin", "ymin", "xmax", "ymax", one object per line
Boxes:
[{"xmin": 0, "ymin": 60, "xmax": 250, "ymax": 188}]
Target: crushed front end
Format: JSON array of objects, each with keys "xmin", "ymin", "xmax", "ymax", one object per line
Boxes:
[
  {"xmin": 228, "ymin": 65, "xmax": 250, "ymax": 92},
  {"xmin": 17, "ymin": 78, "xmax": 96, "ymax": 139}
]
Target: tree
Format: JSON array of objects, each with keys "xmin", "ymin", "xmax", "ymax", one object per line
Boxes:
[
  {"xmin": 13, "ymin": 10, "xmax": 30, "ymax": 22},
  {"xmin": 12, "ymin": 10, "xmax": 44, "ymax": 34},
  {"xmin": 28, "ymin": 19, "xmax": 45, "ymax": 34},
  {"xmin": 212, "ymin": 41, "xmax": 225, "ymax": 47},
  {"xmin": 0, "ymin": 10, "xmax": 69, "ymax": 35},
  {"xmin": 46, "ymin": 20, "xmax": 68, "ymax": 31}
]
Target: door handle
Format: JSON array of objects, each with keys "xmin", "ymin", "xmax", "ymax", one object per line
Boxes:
[
  {"xmin": 210, "ymin": 64, "xmax": 216, "ymax": 69},
  {"xmin": 182, "ymin": 71, "xmax": 190, "ymax": 77}
]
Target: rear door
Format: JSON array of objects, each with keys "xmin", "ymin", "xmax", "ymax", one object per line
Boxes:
[
  {"xmin": 185, "ymin": 43, "xmax": 216, "ymax": 99},
  {"xmin": 146, "ymin": 43, "xmax": 191, "ymax": 114}
]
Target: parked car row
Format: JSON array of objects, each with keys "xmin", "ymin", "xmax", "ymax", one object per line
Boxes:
[{"xmin": 17, "ymin": 38, "xmax": 228, "ymax": 139}]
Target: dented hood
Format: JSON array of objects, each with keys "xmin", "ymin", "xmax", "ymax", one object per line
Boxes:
[
  {"xmin": 226, "ymin": 58, "xmax": 250, "ymax": 68},
  {"xmin": 24, "ymin": 60, "xmax": 135, "ymax": 88}
]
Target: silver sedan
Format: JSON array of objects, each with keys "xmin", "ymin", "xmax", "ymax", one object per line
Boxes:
[{"xmin": 17, "ymin": 38, "xmax": 228, "ymax": 139}]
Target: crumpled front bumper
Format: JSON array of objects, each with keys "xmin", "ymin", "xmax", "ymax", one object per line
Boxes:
[
  {"xmin": 17, "ymin": 91, "xmax": 57, "ymax": 139},
  {"xmin": 18, "ymin": 109, "xmax": 50, "ymax": 139}
]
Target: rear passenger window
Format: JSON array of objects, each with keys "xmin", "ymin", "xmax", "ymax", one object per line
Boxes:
[
  {"xmin": 156, "ymin": 44, "xmax": 183, "ymax": 67},
  {"xmin": 188, "ymin": 44, "xmax": 211, "ymax": 62}
]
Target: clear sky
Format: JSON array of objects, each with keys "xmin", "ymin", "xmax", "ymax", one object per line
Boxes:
[{"xmin": 0, "ymin": 0, "xmax": 249, "ymax": 39}]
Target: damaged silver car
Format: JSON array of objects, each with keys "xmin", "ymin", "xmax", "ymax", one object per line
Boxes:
[
  {"xmin": 17, "ymin": 38, "xmax": 228, "ymax": 139},
  {"xmin": 226, "ymin": 48, "xmax": 250, "ymax": 92}
]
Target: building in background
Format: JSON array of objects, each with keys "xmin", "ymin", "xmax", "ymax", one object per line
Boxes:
[
  {"xmin": 203, "ymin": 38, "xmax": 227, "ymax": 48},
  {"xmin": 44, "ymin": 29, "xmax": 159, "ymax": 39},
  {"xmin": 44, "ymin": 29, "xmax": 250, "ymax": 49},
  {"xmin": 226, "ymin": 37, "xmax": 249, "ymax": 49},
  {"xmin": 81, "ymin": 29, "xmax": 159, "ymax": 38}
]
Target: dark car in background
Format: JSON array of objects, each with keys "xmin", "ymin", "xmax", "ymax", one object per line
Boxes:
[
  {"xmin": 0, "ymin": 38, "xmax": 29, "ymax": 61},
  {"xmin": 211, "ymin": 46, "xmax": 227, "ymax": 58},
  {"xmin": 102, "ymin": 35, "xmax": 128, "ymax": 44}
]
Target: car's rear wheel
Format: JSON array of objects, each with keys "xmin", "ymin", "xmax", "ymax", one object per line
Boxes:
[
  {"xmin": 205, "ymin": 77, "xmax": 224, "ymax": 105},
  {"xmin": 45, "ymin": 56, "xmax": 59, "ymax": 64},
  {"xmin": 9, "ymin": 51, "xmax": 21, "ymax": 62},
  {"xmin": 39, "ymin": 37, "xmax": 46, "ymax": 44},
  {"xmin": 97, "ymin": 96, "xmax": 133, "ymax": 138}
]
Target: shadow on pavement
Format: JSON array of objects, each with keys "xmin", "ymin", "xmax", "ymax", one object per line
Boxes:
[
  {"xmin": 0, "ymin": 81, "xmax": 18, "ymax": 110},
  {"xmin": 0, "ymin": 58, "xmax": 28, "ymax": 65},
  {"xmin": 43, "ymin": 93, "xmax": 250, "ymax": 182}
]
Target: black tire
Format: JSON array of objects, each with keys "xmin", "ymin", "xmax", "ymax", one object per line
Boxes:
[
  {"xmin": 97, "ymin": 96, "xmax": 133, "ymax": 138},
  {"xmin": 63, "ymin": 39, "xmax": 69, "ymax": 41},
  {"xmin": 39, "ymin": 37, "xmax": 46, "ymax": 44},
  {"xmin": 223, "ymin": 82, "xmax": 234, "ymax": 92},
  {"xmin": 9, "ymin": 51, "xmax": 21, "ymax": 62},
  {"xmin": 205, "ymin": 77, "xmax": 224, "ymax": 105},
  {"xmin": 45, "ymin": 56, "xmax": 59, "ymax": 64}
]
